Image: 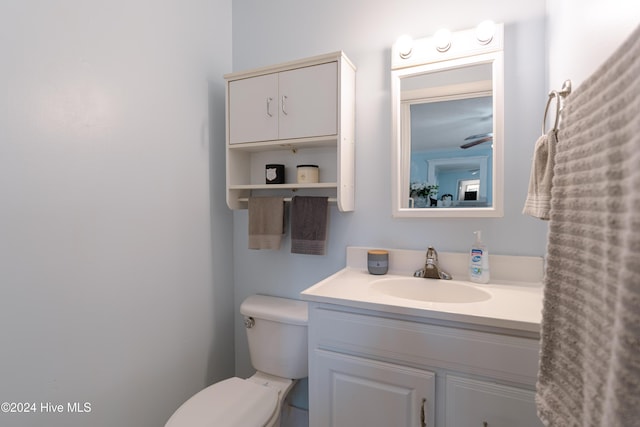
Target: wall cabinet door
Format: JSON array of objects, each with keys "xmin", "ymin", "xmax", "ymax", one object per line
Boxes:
[
  {"xmin": 312, "ymin": 350, "xmax": 435, "ymax": 427},
  {"xmin": 228, "ymin": 73, "xmax": 278, "ymax": 144},
  {"xmin": 278, "ymin": 61, "xmax": 337, "ymax": 140},
  {"xmin": 228, "ymin": 62, "xmax": 337, "ymax": 144},
  {"xmin": 445, "ymin": 376, "xmax": 543, "ymax": 427}
]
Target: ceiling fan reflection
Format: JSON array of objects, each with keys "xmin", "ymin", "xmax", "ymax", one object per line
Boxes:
[{"xmin": 460, "ymin": 132, "xmax": 493, "ymax": 149}]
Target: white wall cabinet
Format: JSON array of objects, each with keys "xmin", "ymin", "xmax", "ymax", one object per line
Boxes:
[
  {"xmin": 229, "ymin": 62, "xmax": 337, "ymax": 144},
  {"xmin": 224, "ymin": 52, "xmax": 356, "ymax": 211},
  {"xmin": 308, "ymin": 304, "xmax": 544, "ymax": 427}
]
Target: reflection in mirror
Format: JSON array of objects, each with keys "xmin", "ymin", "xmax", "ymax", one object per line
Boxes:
[
  {"xmin": 407, "ymin": 86, "xmax": 492, "ymax": 207},
  {"xmin": 391, "ymin": 24, "xmax": 504, "ymax": 218}
]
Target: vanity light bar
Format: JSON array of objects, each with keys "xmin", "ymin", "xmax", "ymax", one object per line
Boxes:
[{"xmin": 392, "ymin": 22, "xmax": 503, "ymax": 70}]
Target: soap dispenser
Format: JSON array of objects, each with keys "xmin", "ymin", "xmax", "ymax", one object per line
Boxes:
[{"xmin": 469, "ymin": 230, "xmax": 490, "ymax": 284}]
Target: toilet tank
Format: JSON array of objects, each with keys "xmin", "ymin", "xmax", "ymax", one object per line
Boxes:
[{"xmin": 240, "ymin": 295, "xmax": 308, "ymax": 379}]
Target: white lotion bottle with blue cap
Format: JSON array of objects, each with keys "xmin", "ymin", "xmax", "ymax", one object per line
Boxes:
[{"xmin": 469, "ymin": 230, "xmax": 490, "ymax": 283}]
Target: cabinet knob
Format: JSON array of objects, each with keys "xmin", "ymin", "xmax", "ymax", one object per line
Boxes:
[
  {"xmin": 420, "ymin": 398, "xmax": 427, "ymax": 427},
  {"xmin": 281, "ymin": 95, "xmax": 288, "ymax": 115},
  {"xmin": 483, "ymin": 422, "xmax": 489, "ymax": 427}
]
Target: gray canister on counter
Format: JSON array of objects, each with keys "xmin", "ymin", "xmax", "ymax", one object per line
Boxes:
[{"xmin": 367, "ymin": 250, "xmax": 389, "ymax": 275}]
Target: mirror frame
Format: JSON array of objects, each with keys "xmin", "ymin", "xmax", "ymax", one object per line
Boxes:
[{"xmin": 391, "ymin": 24, "xmax": 504, "ymax": 218}]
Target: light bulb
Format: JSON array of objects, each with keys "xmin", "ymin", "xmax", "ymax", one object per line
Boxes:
[
  {"xmin": 396, "ymin": 34, "xmax": 413, "ymax": 59},
  {"xmin": 433, "ymin": 28, "xmax": 452, "ymax": 52},
  {"xmin": 476, "ymin": 20, "xmax": 496, "ymax": 45}
]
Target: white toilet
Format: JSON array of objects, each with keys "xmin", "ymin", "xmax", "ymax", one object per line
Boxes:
[{"xmin": 165, "ymin": 294, "xmax": 308, "ymax": 427}]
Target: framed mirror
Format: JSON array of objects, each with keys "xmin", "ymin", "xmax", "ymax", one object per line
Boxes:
[{"xmin": 391, "ymin": 24, "xmax": 504, "ymax": 217}]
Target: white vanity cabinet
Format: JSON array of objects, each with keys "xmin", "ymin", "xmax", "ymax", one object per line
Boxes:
[
  {"xmin": 314, "ymin": 350, "xmax": 435, "ymax": 427},
  {"xmin": 224, "ymin": 52, "xmax": 356, "ymax": 211},
  {"xmin": 308, "ymin": 303, "xmax": 544, "ymax": 427},
  {"xmin": 445, "ymin": 375, "xmax": 540, "ymax": 427}
]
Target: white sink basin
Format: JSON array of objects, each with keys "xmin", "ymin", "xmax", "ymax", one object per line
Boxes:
[{"xmin": 370, "ymin": 277, "xmax": 491, "ymax": 303}]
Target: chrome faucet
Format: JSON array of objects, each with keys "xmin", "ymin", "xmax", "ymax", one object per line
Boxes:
[{"xmin": 414, "ymin": 246, "xmax": 451, "ymax": 280}]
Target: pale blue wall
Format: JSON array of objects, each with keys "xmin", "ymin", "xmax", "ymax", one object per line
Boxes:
[
  {"xmin": 546, "ymin": 0, "xmax": 640, "ymax": 91},
  {"xmin": 231, "ymin": 0, "xmax": 549, "ymax": 378},
  {"xmin": 0, "ymin": 1, "xmax": 233, "ymax": 426}
]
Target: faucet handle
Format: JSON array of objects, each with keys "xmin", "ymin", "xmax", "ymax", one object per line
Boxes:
[
  {"xmin": 439, "ymin": 271, "xmax": 452, "ymax": 280},
  {"xmin": 426, "ymin": 246, "xmax": 438, "ymax": 262}
]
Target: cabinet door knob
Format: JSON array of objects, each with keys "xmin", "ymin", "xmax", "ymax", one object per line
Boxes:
[
  {"xmin": 483, "ymin": 422, "xmax": 488, "ymax": 427},
  {"xmin": 266, "ymin": 97, "xmax": 273, "ymax": 117},
  {"xmin": 420, "ymin": 398, "xmax": 427, "ymax": 427},
  {"xmin": 281, "ymin": 95, "xmax": 288, "ymax": 115}
]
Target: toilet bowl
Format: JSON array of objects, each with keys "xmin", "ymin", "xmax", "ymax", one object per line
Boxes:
[{"xmin": 165, "ymin": 295, "xmax": 308, "ymax": 427}]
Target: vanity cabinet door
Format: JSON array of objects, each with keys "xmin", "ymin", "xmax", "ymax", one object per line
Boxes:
[
  {"xmin": 278, "ymin": 61, "xmax": 337, "ymax": 140},
  {"xmin": 312, "ymin": 349, "xmax": 435, "ymax": 427},
  {"xmin": 445, "ymin": 375, "xmax": 543, "ymax": 427},
  {"xmin": 228, "ymin": 73, "xmax": 279, "ymax": 144}
]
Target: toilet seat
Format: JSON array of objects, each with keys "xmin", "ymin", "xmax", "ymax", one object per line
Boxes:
[{"xmin": 165, "ymin": 377, "xmax": 278, "ymax": 427}]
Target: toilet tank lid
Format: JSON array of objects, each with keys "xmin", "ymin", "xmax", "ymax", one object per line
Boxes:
[{"xmin": 240, "ymin": 295, "xmax": 308, "ymax": 325}]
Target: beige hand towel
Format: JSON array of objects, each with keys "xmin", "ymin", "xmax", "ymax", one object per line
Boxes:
[
  {"xmin": 248, "ymin": 197, "xmax": 284, "ymax": 250},
  {"xmin": 522, "ymin": 130, "xmax": 557, "ymax": 220},
  {"xmin": 290, "ymin": 196, "xmax": 328, "ymax": 255}
]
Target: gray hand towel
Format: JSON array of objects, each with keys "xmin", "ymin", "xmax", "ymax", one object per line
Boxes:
[
  {"xmin": 536, "ymin": 24, "xmax": 640, "ymax": 427},
  {"xmin": 248, "ymin": 197, "xmax": 284, "ymax": 250},
  {"xmin": 290, "ymin": 196, "xmax": 328, "ymax": 255}
]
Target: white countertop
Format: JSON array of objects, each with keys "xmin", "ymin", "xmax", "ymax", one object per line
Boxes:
[{"xmin": 300, "ymin": 247, "xmax": 544, "ymax": 333}]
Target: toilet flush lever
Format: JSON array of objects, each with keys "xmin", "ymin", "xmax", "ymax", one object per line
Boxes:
[{"xmin": 244, "ymin": 317, "xmax": 255, "ymax": 329}]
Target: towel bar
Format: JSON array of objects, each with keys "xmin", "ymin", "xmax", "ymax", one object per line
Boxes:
[
  {"xmin": 542, "ymin": 79, "xmax": 572, "ymax": 134},
  {"xmin": 238, "ymin": 197, "xmax": 338, "ymax": 203}
]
